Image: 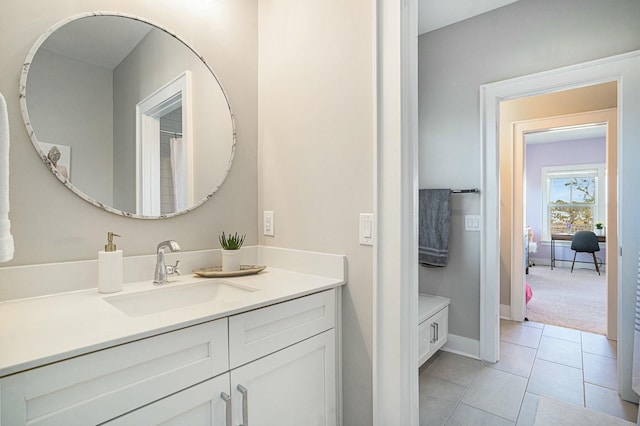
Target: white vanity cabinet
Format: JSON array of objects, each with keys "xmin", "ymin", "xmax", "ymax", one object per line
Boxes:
[
  {"xmin": 0, "ymin": 288, "xmax": 339, "ymax": 426},
  {"xmin": 418, "ymin": 294, "xmax": 450, "ymax": 366},
  {"xmin": 229, "ymin": 289, "xmax": 337, "ymax": 426}
]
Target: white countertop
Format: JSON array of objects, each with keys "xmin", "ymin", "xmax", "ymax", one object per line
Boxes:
[
  {"xmin": 0, "ymin": 267, "xmax": 344, "ymax": 377},
  {"xmin": 419, "ymin": 294, "xmax": 450, "ymax": 324}
]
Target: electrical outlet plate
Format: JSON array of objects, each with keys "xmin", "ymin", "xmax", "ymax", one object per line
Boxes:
[{"xmin": 465, "ymin": 215, "xmax": 481, "ymax": 231}]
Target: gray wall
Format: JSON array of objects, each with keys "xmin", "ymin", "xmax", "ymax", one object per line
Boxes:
[
  {"xmin": 27, "ymin": 49, "xmax": 114, "ymax": 204},
  {"xmin": 418, "ymin": 0, "xmax": 640, "ymax": 341},
  {"xmin": 0, "ymin": 0, "xmax": 258, "ymax": 265}
]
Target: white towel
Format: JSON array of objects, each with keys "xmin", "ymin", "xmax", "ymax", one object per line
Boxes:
[{"xmin": 0, "ymin": 92, "xmax": 14, "ymax": 262}]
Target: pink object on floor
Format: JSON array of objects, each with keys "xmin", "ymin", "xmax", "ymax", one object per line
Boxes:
[{"xmin": 525, "ymin": 282, "xmax": 533, "ymax": 304}]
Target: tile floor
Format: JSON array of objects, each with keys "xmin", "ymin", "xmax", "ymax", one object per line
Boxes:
[{"xmin": 419, "ymin": 320, "xmax": 639, "ymax": 425}]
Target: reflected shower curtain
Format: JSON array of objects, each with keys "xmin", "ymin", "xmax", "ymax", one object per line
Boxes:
[{"xmin": 169, "ymin": 137, "xmax": 184, "ymax": 212}]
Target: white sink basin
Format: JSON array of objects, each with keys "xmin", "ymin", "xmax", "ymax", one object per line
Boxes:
[{"xmin": 104, "ymin": 280, "xmax": 257, "ymax": 317}]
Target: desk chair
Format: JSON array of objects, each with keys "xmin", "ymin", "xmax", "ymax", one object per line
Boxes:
[{"xmin": 570, "ymin": 231, "xmax": 601, "ymax": 275}]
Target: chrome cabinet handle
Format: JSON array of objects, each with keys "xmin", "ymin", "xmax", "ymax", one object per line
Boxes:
[
  {"xmin": 220, "ymin": 392, "xmax": 232, "ymax": 426},
  {"xmin": 238, "ymin": 384, "xmax": 249, "ymax": 426},
  {"xmin": 430, "ymin": 322, "xmax": 440, "ymax": 343}
]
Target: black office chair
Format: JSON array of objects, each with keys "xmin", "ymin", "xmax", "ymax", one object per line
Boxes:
[{"xmin": 570, "ymin": 231, "xmax": 601, "ymax": 275}]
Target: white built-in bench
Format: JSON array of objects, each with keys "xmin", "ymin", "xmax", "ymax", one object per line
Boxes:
[{"xmin": 419, "ymin": 294, "xmax": 450, "ymax": 366}]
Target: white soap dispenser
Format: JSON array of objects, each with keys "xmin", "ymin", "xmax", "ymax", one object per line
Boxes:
[{"xmin": 98, "ymin": 232, "xmax": 123, "ymax": 294}]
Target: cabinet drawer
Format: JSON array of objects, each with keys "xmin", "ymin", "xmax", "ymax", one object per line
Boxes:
[
  {"xmin": 229, "ymin": 289, "xmax": 335, "ymax": 368},
  {"xmin": 1, "ymin": 319, "xmax": 228, "ymax": 426}
]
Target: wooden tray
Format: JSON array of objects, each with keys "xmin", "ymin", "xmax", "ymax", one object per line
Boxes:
[{"xmin": 192, "ymin": 265, "xmax": 266, "ymax": 278}]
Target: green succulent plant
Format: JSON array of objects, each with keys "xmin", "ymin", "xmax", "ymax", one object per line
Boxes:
[
  {"xmin": 595, "ymin": 222, "xmax": 604, "ymax": 229},
  {"xmin": 219, "ymin": 232, "xmax": 245, "ymax": 250}
]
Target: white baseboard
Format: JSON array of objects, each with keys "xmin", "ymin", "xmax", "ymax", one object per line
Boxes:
[
  {"xmin": 500, "ymin": 304, "xmax": 511, "ymax": 319},
  {"xmin": 442, "ymin": 334, "xmax": 480, "ymax": 360}
]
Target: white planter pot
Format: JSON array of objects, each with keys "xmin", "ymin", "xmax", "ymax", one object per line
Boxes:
[
  {"xmin": 595, "ymin": 228, "xmax": 605, "ymax": 236},
  {"xmin": 221, "ymin": 249, "xmax": 241, "ymax": 272}
]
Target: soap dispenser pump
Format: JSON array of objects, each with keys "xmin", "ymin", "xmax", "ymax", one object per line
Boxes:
[{"xmin": 98, "ymin": 232, "xmax": 123, "ymax": 294}]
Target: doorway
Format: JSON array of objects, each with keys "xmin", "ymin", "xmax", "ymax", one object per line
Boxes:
[
  {"xmin": 518, "ymin": 120, "xmax": 613, "ymax": 336},
  {"xmin": 504, "ymin": 103, "xmax": 618, "ymax": 339},
  {"xmin": 480, "ymin": 51, "xmax": 640, "ymax": 404},
  {"xmin": 136, "ymin": 71, "xmax": 193, "ymax": 216}
]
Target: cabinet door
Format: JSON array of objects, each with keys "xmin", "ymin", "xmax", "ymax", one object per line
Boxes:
[
  {"xmin": 418, "ymin": 319, "xmax": 432, "ymax": 366},
  {"xmin": 418, "ymin": 306, "xmax": 449, "ymax": 365},
  {"xmin": 231, "ymin": 330, "xmax": 336, "ymax": 426},
  {"xmin": 430, "ymin": 306, "xmax": 448, "ymax": 351},
  {"xmin": 105, "ymin": 373, "xmax": 231, "ymax": 425}
]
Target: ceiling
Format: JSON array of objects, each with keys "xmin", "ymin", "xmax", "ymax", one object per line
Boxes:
[
  {"xmin": 43, "ymin": 4, "xmax": 519, "ymax": 66},
  {"xmin": 525, "ymin": 125, "xmax": 607, "ymax": 145},
  {"xmin": 41, "ymin": 16, "xmax": 152, "ymax": 69},
  {"xmin": 419, "ymin": 0, "xmax": 520, "ymax": 35}
]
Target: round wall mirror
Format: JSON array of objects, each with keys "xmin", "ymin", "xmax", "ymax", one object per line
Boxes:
[{"xmin": 20, "ymin": 12, "xmax": 236, "ymax": 219}]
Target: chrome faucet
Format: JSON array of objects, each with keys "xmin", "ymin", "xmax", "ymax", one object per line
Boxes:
[{"xmin": 153, "ymin": 240, "xmax": 181, "ymax": 284}]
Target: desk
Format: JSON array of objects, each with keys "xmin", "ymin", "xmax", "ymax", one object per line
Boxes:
[{"xmin": 550, "ymin": 233, "xmax": 606, "ymax": 270}]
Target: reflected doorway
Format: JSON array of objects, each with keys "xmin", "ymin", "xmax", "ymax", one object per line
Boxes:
[{"xmin": 136, "ymin": 71, "xmax": 193, "ymax": 216}]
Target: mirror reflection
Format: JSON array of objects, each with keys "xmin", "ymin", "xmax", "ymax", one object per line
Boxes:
[{"xmin": 21, "ymin": 13, "xmax": 235, "ymax": 218}]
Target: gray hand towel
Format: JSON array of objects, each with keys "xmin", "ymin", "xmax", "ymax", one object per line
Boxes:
[{"xmin": 419, "ymin": 189, "xmax": 451, "ymax": 267}]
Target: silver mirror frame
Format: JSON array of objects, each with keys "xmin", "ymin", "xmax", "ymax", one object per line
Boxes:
[{"xmin": 19, "ymin": 11, "xmax": 236, "ymax": 219}]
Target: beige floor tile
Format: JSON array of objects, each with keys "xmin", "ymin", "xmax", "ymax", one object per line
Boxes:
[
  {"xmin": 420, "ymin": 350, "xmax": 443, "ymax": 375},
  {"xmin": 501, "ymin": 322, "xmax": 542, "ymax": 349},
  {"xmin": 446, "ymin": 403, "xmax": 515, "ymax": 426},
  {"xmin": 425, "ymin": 351, "xmax": 483, "ymax": 387},
  {"xmin": 583, "ymin": 352, "xmax": 617, "ymax": 389},
  {"xmin": 418, "ymin": 323, "xmax": 631, "ymax": 426},
  {"xmin": 461, "ymin": 367, "xmax": 527, "ymax": 421},
  {"xmin": 536, "ymin": 335, "xmax": 582, "ymax": 368},
  {"xmin": 486, "ymin": 341, "xmax": 536, "ymax": 378},
  {"xmin": 521, "ymin": 320, "xmax": 544, "ymax": 329},
  {"xmin": 584, "ymin": 383, "xmax": 638, "ymax": 422},
  {"xmin": 542, "ymin": 324, "xmax": 581, "ymax": 343},
  {"xmin": 419, "ymin": 373, "xmax": 466, "ymax": 426},
  {"xmin": 516, "ymin": 393, "xmax": 540, "ymax": 426},
  {"xmin": 582, "ymin": 331, "xmax": 616, "ymax": 358},
  {"xmin": 527, "ymin": 359, "xmax": 584, "ymax": 406}
]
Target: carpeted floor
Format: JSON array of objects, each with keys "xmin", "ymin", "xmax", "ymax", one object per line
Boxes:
[{"xmin": 525, "ymin": 265, "xmax": 606, "ymax": 335}]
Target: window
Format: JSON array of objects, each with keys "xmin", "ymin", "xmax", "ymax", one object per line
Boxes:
[{"xmin": 541, "ymin": 164, "xmax": 605, "ymax": 240}]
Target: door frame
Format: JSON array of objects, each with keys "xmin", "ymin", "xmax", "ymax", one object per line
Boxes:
[
  {"xmin": 509, "ymin": 110, "xmax": 617, "ymax": 340},
  {"xmin": 136, "ymin": 71, "xmax": 193, "ymax": 216},
  {"xmin": 480, "ymin": 50, "xmax": 640, "ymax": 402},
  {"xmin": 373, "ymin": 0, "xmax": 419, "ymax": 424}
]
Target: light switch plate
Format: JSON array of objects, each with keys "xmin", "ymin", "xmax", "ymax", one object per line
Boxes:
[
  {"xmin": 263, "ymin": 211, "xmax": 275, "ymax": 236},
  {"xmin": 359, "ymin": 213, "xmax": 374, "ymax": 245}
]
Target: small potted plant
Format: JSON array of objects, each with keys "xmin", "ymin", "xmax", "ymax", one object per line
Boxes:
[
  {"xmin": 219, "ymin": 232, "xmax": 245, "ymax": 272},
  {"xmin": 594, "ymin": 222, "xmax": 605, "ymax": 236}
]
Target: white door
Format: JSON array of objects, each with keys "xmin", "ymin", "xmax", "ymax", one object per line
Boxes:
[{"xmin": 231, "ymin": 330, "xmax": 336, "ymax": 426}]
